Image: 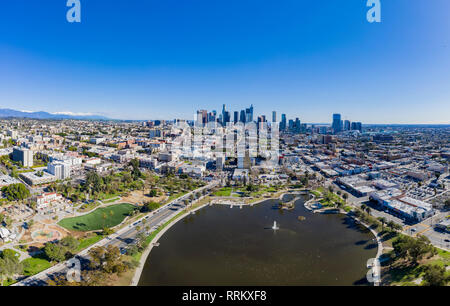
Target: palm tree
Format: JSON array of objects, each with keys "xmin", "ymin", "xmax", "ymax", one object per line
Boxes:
[{"xmin": 377, "ymin": 217, "xmax": 386, "ymax": 231}]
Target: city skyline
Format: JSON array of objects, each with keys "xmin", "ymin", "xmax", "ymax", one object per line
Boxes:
[{"xmin": 0, "ymin": 1, "xmax": 449, "ymax": 123}]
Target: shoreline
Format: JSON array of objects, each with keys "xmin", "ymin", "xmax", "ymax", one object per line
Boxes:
[
  {"xmin": 303, "ymin": 195, "xmax": 382, "ymax": 285},
  {"xmin": 130, "ymin": 195, "xmax": 278, "ymax": 286},
  {"xmin": 131, "ymin": 190, "xmax": 381, "ymax": 286}
]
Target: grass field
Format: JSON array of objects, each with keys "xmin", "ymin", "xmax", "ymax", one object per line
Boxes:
[
  {"xmin": 58, "ymin": 203, "xmax": 136, "ymax": 231},
  {"xmin": 76, "ymin": 233, "xmax": 106, "ymax": 251},
  {"xmin": 21, "ymin": 257, "xmax": 52, "ymax": 276},
  {"xmin": 213, "ymin": 187, "xmax": 233, "ymax": 197}
]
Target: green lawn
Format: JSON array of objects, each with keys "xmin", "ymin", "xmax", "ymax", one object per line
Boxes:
[
  {"xmin": 21, "ymin": 257, "xmax": 52, "ymax": 276},
  {"xmin": 76, "ymin": 233, "xmax": 106, "ymax": 251},
  {"xmin": 213, "ymin": 187, "xmax": 233, "ymax": 197},
  {"xmin": 58, "ymin": 203, "xmax": 136, "ymax": 231}
]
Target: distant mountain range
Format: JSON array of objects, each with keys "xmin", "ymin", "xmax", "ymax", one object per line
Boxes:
[{"xmin": 0, "ymin": 109, "xmax": 110, "ymax": 120}]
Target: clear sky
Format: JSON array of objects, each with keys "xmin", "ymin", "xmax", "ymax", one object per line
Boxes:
[{"xmin": 0, "ymin": 0, "xmax": 449, "ymax": 123}]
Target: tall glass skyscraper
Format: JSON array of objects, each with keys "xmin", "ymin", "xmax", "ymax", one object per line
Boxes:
[
  {"xmin": 332, "ymin": 113, "xmax": 342, "ymax": 134},
  {"xmin": 280, "ymin": 114, "xmax": 287, "ymax": 130}
]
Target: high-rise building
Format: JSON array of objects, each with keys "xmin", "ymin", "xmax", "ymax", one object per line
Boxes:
[
  {"xmin": 280, "ymin": 114, "xmax": 287, "ymax": 131},
  {"xmin": 239, "ymin": 110, "xmax": 246, "ymax": 123},
  {"xmin": 222, "ymin": 104, "xmax": 227, "ymax": 126},
  {"xmin": 344, "ymin": 120, "xmax": 351, "ymax": 131},
  {"xmin": 197, "ymin": 110, "xmax": 207, "ymax": 125},
  {"xmin": 272, "ymin": 111, "xmax": 277, "ymax": 122},
  {"xmin": 351, "ymin": 122, "xmax": 362, "ymax": 132},
  {"xmin": 12, "ymin": 147, "xmax": 33, "ymax": 167},
  {"xmin": 332, "ymin": 113, "xmax": 342, "ymax": 134},
  {"xmin": 288, "ymin": 119, "xmax": 294, "ymax": 131},
  {"xmin": 245, "ymin": 104, "xmax": 254, "ymax": 123},
  {"xmin": 47, "ymin": 162, "xmax": 71, "ymax": 180},
  {"xmin": 233, "ymin": 111, "xmax": 239, "ymax": 124}
]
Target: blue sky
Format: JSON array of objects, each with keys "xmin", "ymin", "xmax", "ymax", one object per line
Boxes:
[{"xmin": 0, "ymin": 0, "xmax": 449, "ymax": 123}]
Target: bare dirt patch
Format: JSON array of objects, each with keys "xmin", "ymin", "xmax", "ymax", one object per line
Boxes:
[{"xmin": 121, "ymin": 190, "xmax": 166, "ymax": 205}]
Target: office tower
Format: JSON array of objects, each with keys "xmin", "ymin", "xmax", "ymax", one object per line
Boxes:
[
  {"xmin": 208, "ymin": 111, "xmax": 216, "ymax": 123},
  {"xmin": 332, "ymin": 113, "xmax": 342, "ymax": 134},
  {"xmin": 272, "ymin": 111, "xmax": 277, "ymax": 122},
  {"xmin": 295, "ymin": 118, "xmax": 301, "ymax": 133},
  {"xmin": 233, "ymin": 111, "xmax": 239, "ymax": 124},
  {"xmin": 280, "ymin": 114, "xmax": 287, "ymax": 131},
  {"xmin": 301, "ymin": 123, "xmax": 307, "ymax": 133},
  {"xmin": 197, "ymin": 110, "xmax": 207, "ymax": 125},
  {"xmin": 344, "ymin": 120, "xmax": 351, "ymax": 131},
  {"xmin": 288, "ymin": 119, "xmax": 294, "ymax": 131},
  {"xmin": 351, "ymin": 122, "xmax": 362, "ymax": 132},
  {"xmin": 222, "ymin": 104, "xmax": 227, "ymax": 126},
  {"xmin": 245, "ymin": 104, "xmax": 254, "ymax": 123},
  {"xmin": 224, "ymin": 111, "xmax": 231, "ymax": 125},
  {"xmin": 240, "ymin": 110, "xmax": 246, "ymax": 123}
]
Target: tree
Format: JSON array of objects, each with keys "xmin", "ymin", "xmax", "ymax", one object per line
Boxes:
[
  {"xmin": 422, "ymin": 264, "xmax": 449, "ymax": 286},
  {"xmin": 377, "ymin": 217, "xmax": 387, "ymax": 231},
  {"xmin": 343, "ymin": 193, "xmax": 348, "ymax": 203},
  {"xmin": 129, "ymin": 158, "xmax": 142, "ymax": 180},
  {"xmin": 149, "ymin": 189, "xmax": 157, "ymax": 197},
  {"xmin": 0, "ymin": 257, "xmax": 22, "ymax": 286},
  {"xmin": 392, "ymin": 235, "xmax": 435, "ymax": 265},
  {"xmin": 1, "ymin": 183, "xmax": 30, "ymax": 201},
  {"xmin": 445, "ymin": 199, "xmax": 450, "ymax": 209},
  {"xmin": 59, "ymin": 236, "xmax": 79, "ymax": 255},
  {"xmin": 142, "ymin": 201, "xmax": 159, "ymax": 212},
  {"xmin": 44, "ymin": 243, "xmax": 67, "ymax": 262}
]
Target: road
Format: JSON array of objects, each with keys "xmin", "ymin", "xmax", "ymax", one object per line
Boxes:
[{"xmin": 14, "ymin": 181, "xmax": 218, "ymax": 286}]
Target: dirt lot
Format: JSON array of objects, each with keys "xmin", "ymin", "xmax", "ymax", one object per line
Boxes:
[{"xmin": 121, "ymin": 190, "xmax": 166, "ymax": 206}]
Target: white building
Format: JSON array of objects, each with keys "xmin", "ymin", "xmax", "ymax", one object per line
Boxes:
[
  {"xmin": 47, "ymin": 162, "xmax": 71, "ymax": 180},
  {"xmin": 370, "ymin": 189, "xmax": 434, "ymax": 221},
  {"xmin": 35, "ymin": 192, "xmax": 64, "ymax": 210}
]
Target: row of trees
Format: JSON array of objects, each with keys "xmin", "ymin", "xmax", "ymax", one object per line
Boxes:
[{"xmin": 47, "ymin": 245, "xmax": 137, "ymax": 286}]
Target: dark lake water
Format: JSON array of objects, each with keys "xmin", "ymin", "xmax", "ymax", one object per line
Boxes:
[{"xmin": 138, "ymin": 195, "xmax": 378, "ymax": 286}]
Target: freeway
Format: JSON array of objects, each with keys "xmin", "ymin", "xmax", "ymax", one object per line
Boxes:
[{"xmin": 14, "ymin": 181, "xmax": 219, "ymax": 286}]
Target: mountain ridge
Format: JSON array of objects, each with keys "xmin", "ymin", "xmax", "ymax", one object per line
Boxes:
[{"xmin": 0, "ymin": 108, "xmax": 110, "ymax": 120}]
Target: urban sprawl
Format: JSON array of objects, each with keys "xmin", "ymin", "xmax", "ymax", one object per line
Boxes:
[{"xmin": 0, "ymin": 105, "xmax": 448, "ymax": 286}]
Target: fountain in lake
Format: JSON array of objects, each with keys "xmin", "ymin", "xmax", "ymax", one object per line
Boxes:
[{"xmin": 272, "ymin": 221, "xmax": 279, "ymax": 230}]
